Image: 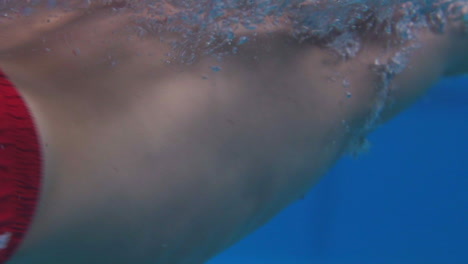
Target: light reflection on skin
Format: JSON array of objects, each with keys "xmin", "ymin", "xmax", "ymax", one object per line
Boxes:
[{"xmin": 0, "ymin": 1, "xmax": 467, "ymax": 264}]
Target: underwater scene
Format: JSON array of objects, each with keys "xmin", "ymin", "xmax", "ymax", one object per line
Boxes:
[{"xmin": 0, "ymin": 1, "xmax": 467, "ymax": 264}]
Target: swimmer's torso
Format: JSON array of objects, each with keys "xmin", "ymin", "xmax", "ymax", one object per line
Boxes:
[
  {"xmin": 4, "ymin": 32, "xmax": 359, "ymax": 264},
  {"xmin": 0, "ymin": 1, "xmax": 467, "ymax": 264}
]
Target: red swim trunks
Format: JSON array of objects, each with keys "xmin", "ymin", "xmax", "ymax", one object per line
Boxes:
[{"xmin": 0, "ymin": 71, "xmax": 42, "ymax": 263}]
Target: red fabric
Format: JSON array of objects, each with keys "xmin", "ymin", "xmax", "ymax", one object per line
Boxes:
[{"xmin": 0, "ymin": 71, "xmax": 42, "ymax": 263}]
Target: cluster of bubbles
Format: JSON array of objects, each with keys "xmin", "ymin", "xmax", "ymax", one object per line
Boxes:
[
  {"xmin": 1, "ymin": 1, "xmax": 463, "ymax": 52},
  {"xmin": 1, "ymin": 1, "xmax": 466, "ymax": 59}
]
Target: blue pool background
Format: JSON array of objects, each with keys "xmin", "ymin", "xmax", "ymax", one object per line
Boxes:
[{"xmin": 208, "ymin": 76, "xmax": 468, "ymax": 264}]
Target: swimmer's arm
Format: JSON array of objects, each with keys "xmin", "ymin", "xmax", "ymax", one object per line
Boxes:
[{"xmin": 378, "ymin": 26, "xmax": 468, "ymax": 122}]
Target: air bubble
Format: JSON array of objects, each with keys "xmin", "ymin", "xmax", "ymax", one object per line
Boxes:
[
  {"xmin": 211, "ymin": 66, "xmax": 222, "ymax": 72},
  {"xmin": 342, "ymin": 79, "xmax": 350, "ymax": 88},
  {"xmin": 237, "ymin": 36, "xmax": 249, "ymax": 45}
]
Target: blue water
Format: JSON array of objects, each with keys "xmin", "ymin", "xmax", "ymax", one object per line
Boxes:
[{"xmin": 209, "ymin": 76, "xmax": 468, "ymax": 264}]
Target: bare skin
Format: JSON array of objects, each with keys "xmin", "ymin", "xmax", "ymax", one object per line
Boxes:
[{"xmin": 0, "ymin": 2, "xmax": 467, "ymax": 264}]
